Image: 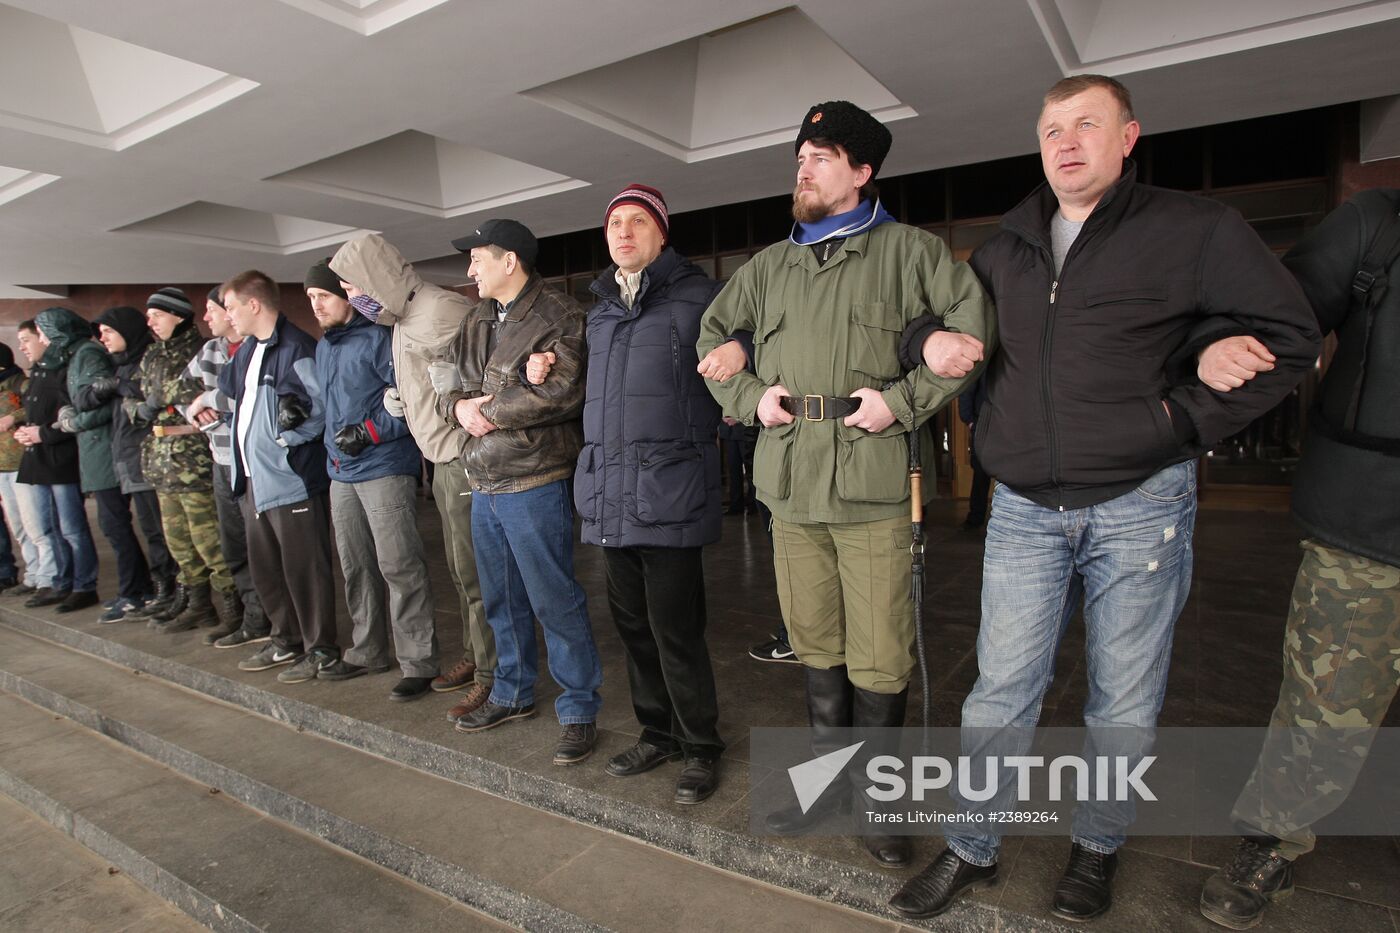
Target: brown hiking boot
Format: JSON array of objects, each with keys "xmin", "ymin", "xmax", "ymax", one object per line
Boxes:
[
  {"xmin": 432, "ymin": 657, "xmax": 476, "ymax": 693},
  {"xmin": 446, "ymin": 682, "xmax": 491, "ymax": 723}
]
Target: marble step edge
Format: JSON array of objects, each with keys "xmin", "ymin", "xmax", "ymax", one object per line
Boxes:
[
  {"xmin": 0, "ymin": 668, "xmax": 605, "ymax": 933},
  {"xmin": 0, "ymin": 766, "xmax": 263, "ymax": 933},
  {"xmin": 0, "ymin": 609, "xmax": 1033, "ymax": 932}
]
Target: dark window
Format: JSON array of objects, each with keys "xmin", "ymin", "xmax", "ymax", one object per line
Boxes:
[
  {"xmin": 903, "ymin": 169, "xmax": 947, "ymax": 225},
  {"xmin": 668, "ymin": 209, "xmax": 712, "ymax": 259},
  {"xmin": 714, "ymin": 202, "xmax": 749, "ymax": 252},
  {"xmin": 563, "ymin": 229, "xmax": 597, "ymax": 276},
  {"xmin": 949, "ymin": 155, "xmax": 1043, "ymax": 219},
  {"xmin": 1210, "ymin": 109, "xmax": 1329, "ymax": 188},
  {"xmin": 751, "ymin": 194, "xmax": 793, "ymax": 247},
  {"xmin": 534, "ymin": 235, "xmax": 566, "ymax": 278},
  {"xmin": 1142, "ymin": 127, "xmax": 1204, "ymax": 191}
]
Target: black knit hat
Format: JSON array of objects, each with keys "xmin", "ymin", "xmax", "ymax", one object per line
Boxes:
[
  {"xmin": 304, "ymin": 258, "xmax": 348, "ymax": 300},
  {"xmin": 794, "ymin": 101, "xmax": 892, "ymax": 177},
  {"xmin": 146, "ymin": 286, "xmax": 193, "ymax": 319},
  {"xmin": 207, "ymin": 286, "xmax": 224, "ymax": 309}
]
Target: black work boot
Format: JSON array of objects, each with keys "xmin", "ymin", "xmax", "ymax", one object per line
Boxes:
[
  {"xmin": 148, "ymin": 584, "xmax": 189, "ymax": 629},
  {"xmin": 164, "ymin": 583, "xmax": 217, "ymax": 633},
  {"xmin": 1052, "ymin": 842, "xmax": 1118, "ymax": 921},
  {"xmin": 129, "ymin": 575, "xmax": 175, "ymax": 619},
  {"xmin": 765, "ymin": 665, "xmax": 854, "ymax": 834},
  {"xmin": 1199, "ymin": 837, "xmax": 1294, "ymax": 929},
  {"xmin": 203, "ymin": 587, "xmax": 244, "ymax": 644},
  {"xmin": 850, "ymin": 686, "xmax": 911, "ymax": 867}
]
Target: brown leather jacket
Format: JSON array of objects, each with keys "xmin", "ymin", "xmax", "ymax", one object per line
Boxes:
[{"xmin": 439, "ymin": 276, "xmax": 586, "ymax": 494}]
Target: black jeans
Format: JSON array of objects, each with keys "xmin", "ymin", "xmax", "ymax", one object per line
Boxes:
[
  {"xmin": 94, "ymin": 487, "xmax": 174, "ymax": 598},
  {"xmin": 213, "ymin": 462, "xmax": 266, "ymax": 633},
  {"xmin": 604, "ymin": 545, "xmax": 724, "ymax": 758}
]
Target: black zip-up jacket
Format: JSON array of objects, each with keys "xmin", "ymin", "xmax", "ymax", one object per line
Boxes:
[{"xmin": 905, "ymin": 161, "xmax": 1320, "ymax": 509}]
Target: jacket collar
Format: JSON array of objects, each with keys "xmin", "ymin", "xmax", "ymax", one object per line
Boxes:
[
  {"xmin": 783, "ymin": 224, "xmax": 875, "ymax": 273},
  {"xmin": 473, "ymin": 274, "xmax": 544, "ymax": 324},
  {"xmin": 1000, "ymin": 158, "xmax": 1139, "ymax": 254},
  {"xmin": 590, "ymin": 246, "xmax": 685, "ymax": 307},
  {"xmin": 321, "ymin": 312, "xmax": 371, "ymax": 342}
]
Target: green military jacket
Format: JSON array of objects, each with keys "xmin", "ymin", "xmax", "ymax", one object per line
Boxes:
[
  {"xmin": 698, "ymin": 221, "xmax": 996, "ymax": 524},
  {"xmin": 0, "ymin": 372, "xmax": 25, "ymax": 473},
  {"xmin": 132, "ymin": 325, "xmax": 212, "ymax": 493}
]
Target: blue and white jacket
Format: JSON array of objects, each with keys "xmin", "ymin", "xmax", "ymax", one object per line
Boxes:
[
  {"xmin": 219, "ymin": 314, "xmax": 329, "ymax": 513},
  {"xmin": 315, "ymin": 313, "xmax": 420, "ymax": 482}
]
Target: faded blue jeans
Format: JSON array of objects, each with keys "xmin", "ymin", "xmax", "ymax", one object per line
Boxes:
[
  {"xmin": 17, "ymin": 481, "xmax": 98, "ymax": 593},
  {"xmin": 471, "ymin": 479, "xmax": 602, "ymax": 724},
  {"xmin": 947, "ymin": 461, "xmax": 1197, "ymax": 866}
]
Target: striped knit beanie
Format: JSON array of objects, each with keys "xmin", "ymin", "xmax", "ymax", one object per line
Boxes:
[
  {"xmin": 604, "ymin": 184, "xmax": 669, "ymax": 242},
  {"xmin": 146, "ymin": 286, "xmax": 193, "ymax": 319}
]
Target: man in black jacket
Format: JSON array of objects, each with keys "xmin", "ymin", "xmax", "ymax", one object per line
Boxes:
[
  {"xmin": 891, "ymin": 75, "xmax": 1321, "ymax": 922},
  {"xmin": 1197, "ymin": 188, "xmax": 1400, "ymax": 929}
]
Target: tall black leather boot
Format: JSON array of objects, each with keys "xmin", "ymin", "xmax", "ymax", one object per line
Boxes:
[
  {"xmin": 765, "ymin": 664, "xmax": 854, "ymax": 833},
  {"xmin": 850, "ymin": 686, "xmax": 911, "ymax": 867}
]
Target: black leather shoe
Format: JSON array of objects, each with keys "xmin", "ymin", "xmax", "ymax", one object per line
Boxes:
[
  {"xmin": 388, "ymin": 677, "xmax": 433, "ymax": 702},
  {"xmin": 674, "ymin": 757, "xmax": 719, "ymax": 804},
  {"xmin": 890, "ymin": 848, "xmax": 998, "ymax": 919},
  {"xmin": 25, "ymin": 588, "xmax": 70, "ymax": 608},
  {"xmin": 55, "ymin": 590, "xmax": 99, "ymax": 613},
  {"xmin": 1052, "ymin": 843, "xmax": 1118, "ymax": 921},
  {"xmin": 454, "ymin": 700, "xmax": 536, "ymax": 733},
  {"xmin": 1199, "ymin": 837, "xmax": 1294, "ymax": 930},
  {"xmin": 553, "ymin": 723, "xmax": 597, "ymax": 765},
  {"xmin": 606, "ymin": 739, "xmax": 682, "ymax": 777}
]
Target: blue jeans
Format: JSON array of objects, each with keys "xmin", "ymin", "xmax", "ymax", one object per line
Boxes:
[
  {"xmin": 471, "ymin": 479, "xmax": 602, "ymax": 724},
  {"xmin": 947, "ymin": 461, "xmax": 1197, "ymax": 866},
  {"xmin": 17, "ymin": 482, "xmax": 98, "ymax": 593}
]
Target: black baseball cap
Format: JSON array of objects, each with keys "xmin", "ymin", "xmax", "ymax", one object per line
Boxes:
[{"xmin": 451, "ymin": 219, "xmax": 539, "ymax": 268}]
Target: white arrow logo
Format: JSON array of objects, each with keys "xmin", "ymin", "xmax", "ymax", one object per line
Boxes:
[{"xmin": 787, "ymin": 741, "xmax": 864, "ymax": 813}]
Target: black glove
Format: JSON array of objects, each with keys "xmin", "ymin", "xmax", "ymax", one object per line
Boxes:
[
  {"xmin": 277, "ymin": 394, "xmax": 311, "ymax": 431},
  {"xmin": 89, "ymin": 375, "xmax": 120, "ymax": 401},
  {"xmin": 333, "ymin": 422, "xmax": 372, "ymax": 457}
]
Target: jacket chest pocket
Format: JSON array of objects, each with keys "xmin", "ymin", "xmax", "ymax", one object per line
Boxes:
[
  {"xmin": 850, "ymin": 301, "xmax": 901, "ymax": 381},
  {"xmin": 751, "ymin": 308, "xmax": 786, "ymax": 384}
]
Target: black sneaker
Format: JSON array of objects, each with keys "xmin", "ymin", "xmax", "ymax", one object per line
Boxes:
[
  {"xmin": 748, "ymin": 635, "xmax": 798, "ymax": 664},
  {"xmin": 553, "ymin": 723, "xmax": 597, "ymax": 766},
  {"xmin": 213, "ymin": 628, "xmax": 272, "ymax": 650},
  {"xmin": 238, "ymin": 643, "xmax": 303, "ymax": 672},
  {"xmin": 55, "ymin": 590, "xmax": 99, "ymax": 614},
  {"xmin": 25, "ymin": 588, "xmax": 70, "ymax": 608},
  {"xmin": 890, "ymin": 849, "xmax": 999, "ymax": 919},
  {"xmin": 1199, "ymin": 838, "xmax": 1294, "ymax": 930},
  {"xmin": 454, "ymin": 700, "xmax": 537, "ymax": 733},
  {"xmin": 317, "ymin": 659, "xmax": 387, "ymax": 681},
  {"xmin": 99, "ymin": 595, "xmax": 147, "ymax": 624},
  {"xmin": 278, "ymin": 650, "xmax": 337, "ymax": 684}
]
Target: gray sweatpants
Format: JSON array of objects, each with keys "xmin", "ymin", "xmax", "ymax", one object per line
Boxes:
[{"xmin": 330, "ymin": 475, "xmax": 440, "ymax": 677}]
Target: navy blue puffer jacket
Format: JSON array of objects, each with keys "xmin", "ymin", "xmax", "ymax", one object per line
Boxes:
[{"xmin": 575, "ymin": 248, "xmax": 724, "ymax": 548}]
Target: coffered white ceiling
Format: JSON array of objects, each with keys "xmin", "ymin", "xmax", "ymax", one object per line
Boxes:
[{"xmin": 1, "ymin": 0, "xmax": 1399, "ymax": 297}]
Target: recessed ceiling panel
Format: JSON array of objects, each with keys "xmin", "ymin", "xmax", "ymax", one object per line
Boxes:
[
  {"xmin": 113, "ymin": 202, "xmax": 374, "ymax": 256},
  {"xmin": 523, "ymin": 8, "xmax": 916, "ymax": 164},
  {"xmin": 0, "ymin": 165, "xmax": 60, "ymax": 207},
  {"xmin": 268, "ymin": 130, "xmax": 589, "ymax": 217},
  {"xmin": 1030, "ymin": 0, "xmax": 1400, "ymax": 74},
  {"xmin": 271, "ymin": 0, "xmax": 452, "ymax": 35},
  {"xmin": 0, "ymin": 4, "xmax": 258, "ymax": 151}
]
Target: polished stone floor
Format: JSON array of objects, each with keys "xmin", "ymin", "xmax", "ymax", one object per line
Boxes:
[{"xmin": 21, "ymin": 489, "xmax": 1400, "ymax": 931}]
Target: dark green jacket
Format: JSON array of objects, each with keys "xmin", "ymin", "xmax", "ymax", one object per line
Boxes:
[{"xmin": 66, "ymin": 342, "xmax": 118, "ymax": 492}]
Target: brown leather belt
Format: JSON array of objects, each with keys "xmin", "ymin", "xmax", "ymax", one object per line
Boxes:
[
  {"xmin": 779, "ymin": 394, "xmax": 862, "ymax": 422},
  {"xmin": 152, "ymin": 424, "xmax": 201, "ymax": 437}
]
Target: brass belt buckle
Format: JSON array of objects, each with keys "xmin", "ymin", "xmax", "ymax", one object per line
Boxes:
[{"xmin": 803, "ymin": 394, "xmax": 825, "ymax": 421}]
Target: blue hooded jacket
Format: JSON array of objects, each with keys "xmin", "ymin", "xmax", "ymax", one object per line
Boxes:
[{"xmin": 314, "ymin": 313, "xmax": 419, "ymax": 482}]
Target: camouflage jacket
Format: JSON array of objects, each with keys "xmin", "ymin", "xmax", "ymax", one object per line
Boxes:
[{"xmin": 131, "ymin": 325, "xmax": 212, "ymax": 492}]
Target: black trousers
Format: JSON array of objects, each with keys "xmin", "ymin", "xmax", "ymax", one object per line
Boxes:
[
  {"xmin": 94, "ymin": 487, "xmax": 174, "ymax": 598},
  {"xmin": 240, "ymin": 492, "xmax": 337, "ymax": 654},
  {"xmin": 604, "ymin": 545, "xmax": 724, "ymax": 758}
]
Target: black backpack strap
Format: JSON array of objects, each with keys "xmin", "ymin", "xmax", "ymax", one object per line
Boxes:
[{"xmin": 1342, "ymin": 206, "xmax": 1400, "ymax": 430}]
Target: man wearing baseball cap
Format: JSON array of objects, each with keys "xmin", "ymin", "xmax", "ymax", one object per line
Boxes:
[
  {"xmin": 433, "ymin": 219, "xmax": 602, "ymax": 766},
  {"xmin": 697, "ymin": 101, "xmax": 995, "ymax": 865}
]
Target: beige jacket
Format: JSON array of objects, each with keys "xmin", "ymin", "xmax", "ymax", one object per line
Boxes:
[{"xmin": 331, "ymin": 234, "xmax": 471, "ymax": 464}]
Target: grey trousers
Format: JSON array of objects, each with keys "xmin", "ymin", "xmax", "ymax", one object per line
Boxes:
[
  {"xmin": 432, "ymin": 460, "xmax": 494, "ymax": 687},
  {"xmin": 331, "ymin": 475, "xmax": 440, "ymax": 677}
]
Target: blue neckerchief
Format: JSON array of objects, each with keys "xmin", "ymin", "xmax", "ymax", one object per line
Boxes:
[{"xmin": 790, "ymin": 198, "xmax": 895, "ymax": 246}]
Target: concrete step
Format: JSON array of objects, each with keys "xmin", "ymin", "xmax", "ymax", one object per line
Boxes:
[
  {"xmin": 0, "ymin": 690, "xmax": 516, "ymax": 932},
  {"xmin": 0, "ymin": 622, "xmax": 941, "ymax": 932},
  {"xmin": 0, "ymin": 606, "xmax": 1024, "ymax": 931}
]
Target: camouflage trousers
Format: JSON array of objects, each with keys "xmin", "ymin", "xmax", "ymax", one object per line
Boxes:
[
  {"xmin": 1231, "ymin": 539, "xmax": 1400, "ymax": 858},
  {"xmin": 156, "ymin": 489, "xmax": 233, "ymax": 593}
]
